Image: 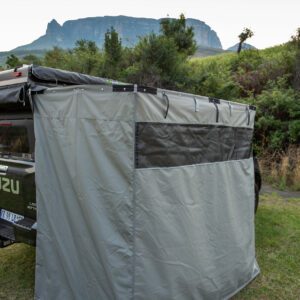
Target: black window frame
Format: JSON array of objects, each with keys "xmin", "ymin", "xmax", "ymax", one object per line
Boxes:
[{"xmin": 0, "ymin": 118, "xmax": 34, "ymax": 161}]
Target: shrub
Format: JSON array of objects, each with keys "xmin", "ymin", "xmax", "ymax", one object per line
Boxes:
[{"xmin": 251, "ymin": 80, "xmax": 300, "ymax": 151}]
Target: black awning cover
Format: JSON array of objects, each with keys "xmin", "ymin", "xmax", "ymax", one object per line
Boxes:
[
  {"xmin": 0, "ymin": 83, "xmax": 26, "ymax": 104},
  {"xmin": 29, "ymin": 66, "xmax": 111, "ymax": 86},
  {"xmin": 0, "ymin": 65, "xmax": 117, "ymax": 106}
]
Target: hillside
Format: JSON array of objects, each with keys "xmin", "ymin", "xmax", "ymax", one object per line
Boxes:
[
  {"xmin": 194, "ymin": 45, "xmax": 229, "ymax": 57},
  {"xmin": 13, "ymin": 16, "xmax": 222, "ymax": 51},
  {"xmin": 0, "ymin": 49, "xmax": 46, "ymax": 67}
]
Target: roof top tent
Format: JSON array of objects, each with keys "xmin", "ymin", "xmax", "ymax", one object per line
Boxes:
[{"xmin": 0, "ymin": 66, "xmax": 259, "ymax": 299}]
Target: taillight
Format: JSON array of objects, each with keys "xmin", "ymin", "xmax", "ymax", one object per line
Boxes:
[
  {"xmin": 13, "ymin": 72, "xmax": 22, "ymax": 77},
  {"xmin": 0, "ymin": 123, "xmax": 12, "ymax": 126}
]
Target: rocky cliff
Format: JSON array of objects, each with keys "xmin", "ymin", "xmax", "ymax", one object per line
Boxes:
[{"xmin": 14, "ymin": 16, "xmax": 222, "ymax": 51}]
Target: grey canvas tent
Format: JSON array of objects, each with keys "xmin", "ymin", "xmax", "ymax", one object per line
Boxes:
[{"xmin": 2, "ymin": 66, "xmax": 260, "ymax": 299}]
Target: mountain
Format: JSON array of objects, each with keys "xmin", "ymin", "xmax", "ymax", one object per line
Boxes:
[
  {"xmin": 13, "ymin": 16, "xmax": 222, "ymax": 51},
  {"xmin": 227, "ymin": 43, "xmax": 256, "ymax": 52}
]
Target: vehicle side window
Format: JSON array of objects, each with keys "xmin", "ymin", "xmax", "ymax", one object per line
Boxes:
[{"xmin": 0, "ymin": 125, "xmax": 30, "ymax": 156}]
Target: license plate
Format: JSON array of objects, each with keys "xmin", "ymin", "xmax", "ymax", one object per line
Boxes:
[{"xmin": 0, "ymin": 209, "xmax": 24, "ymax": 223}]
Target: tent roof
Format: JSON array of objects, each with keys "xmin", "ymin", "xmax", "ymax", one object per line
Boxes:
[{"xmin": 0, "ymin": 65, "xmax": 120, "ymax": 105}]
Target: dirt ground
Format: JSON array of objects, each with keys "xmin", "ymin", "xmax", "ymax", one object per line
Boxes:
[{"xmin": 260, "ymin": 184, "xmax": 300, "ymax": 199}]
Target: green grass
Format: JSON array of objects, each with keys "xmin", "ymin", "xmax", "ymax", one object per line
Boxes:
[
  {"xmin": 234, "ymin": 193, "xmax": 300, "ymax": 299},
  {"xmin": 0, "ymin": 243, "xmax": 35, "ymax": 300},
  {"xmin": 0, "ymin": 193, "xmax": 299, "ymax": 300}
]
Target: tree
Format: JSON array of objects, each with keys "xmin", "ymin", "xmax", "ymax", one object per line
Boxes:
[
  {"xmin": 160, "ymin": 13, "xmax": 196, "ymax": 56},
  {"xmin": 291, "ymin": 28, "xmax": 300, "ymax": 46},
  {"xmin": 122, "ymin": 14, "xmax": 196, "ymax": 88},
  {"xmin": 22, "ymin": 54, "xmax": 43, "ymax": 65},
  {"xmin": 102, "ymin": 27, "xmax": 123, "ymax": 78},
  {"xmin": 44, "ymin": 47, "xmax": 70, "ymax": 69},
  {"xmin": 237, "ymin": 28, "xmax": 254, "ymax": 54},
  {"xmin": 291, "ymin": 28, "xmax": 300, "ymax": 90},
  {"xmin": 5, "ymin": 54, "xmax": 22, "ymax": 69},
  {"xmin": 44, "ymin": 41, "xmax": 102, "ymax": 75},
  {"xmin": 71, "ymin": 40, "xmax": 101, "ymax": 75},
  {"xmin": 124, "ymin": 33, "xmax": 187, "ymax": 88}
]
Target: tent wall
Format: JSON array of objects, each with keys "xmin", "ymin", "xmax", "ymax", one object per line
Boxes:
[
  {"xmin": 34, "ymin": 85, "xmax": 259, "ymax": 300},
  {"xmin": 34, "ymin": 86, "xmax": 136, "ymax": 299},
  {"xmin": 133, "ymin": 91, "xmax": 259, "ymax": 299},
  {"xmin": 134, "ymin": 159, "xmax": 258, "ymax": 299},
  {"xmin": 136, "ymin": 90, "xmax": 255, "ymax": 127}
]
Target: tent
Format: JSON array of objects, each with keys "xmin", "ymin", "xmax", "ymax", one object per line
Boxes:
[{"xmin": 3, "ymin": 66, "xmax": 259, "ymax": 299}]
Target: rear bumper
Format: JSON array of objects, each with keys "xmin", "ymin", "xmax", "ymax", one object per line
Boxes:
[{"xmin": 0, "ymin": 218, "xmax": 36, "ymax": 246}]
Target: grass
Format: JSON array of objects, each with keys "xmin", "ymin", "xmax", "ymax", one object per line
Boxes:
[
  {"xmin": 0, "ymin": 243, "xmax": 35, "ymax": 300},
  {"xmin": 234, "ymin": 193, "xmax": 300, "ymax": 299},
  {"xmin": 0, "ymin": 193, "xmax": 299, "ymax": 300}
]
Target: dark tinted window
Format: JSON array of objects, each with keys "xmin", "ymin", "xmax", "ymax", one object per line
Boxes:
[{"xmin": 0, "ymin": 125, "xmax": 30, "ymax": 155}]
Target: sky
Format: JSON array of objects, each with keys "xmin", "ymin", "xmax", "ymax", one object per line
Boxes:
[{"xmin": 0, "ymin": 0, "xmax": 299, "ymax": 51}]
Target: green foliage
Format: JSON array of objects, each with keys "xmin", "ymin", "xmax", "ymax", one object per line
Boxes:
[
  {"xmin": 290, "ymin": 27, "xmax": 300, "ymax": 47},
  {"xmin": 290, "ymin": 28, "xmax": 300, "ymax": 90},
  {"xmin": 230, "ymin": 48, "xmax": 293, "ymax": 96},
  {"xmin": 123, "ymin": 14, "xmax": 197, "ymax": 88},
  {"xmin": 188, "ymin": 56, "xmax": 240, "ymax": 99},
  {"xmin": 5, "ymin": 54, "xmax": 22, "ymax": 68},
  {"xmin": 289, "ymin": 120, "xmax": 300, "ymax": 143},
  {"xmin": 124, "ymin": 33, "xmax": 187, "ymax": 88},
  {"xmin": 243, "ymin": 79, "xmax": 300, "ymax": 151},
  {"xmin": 44, "ymin": 47, "xmax": 70, "ymax": 69},
  {"xmin": 160, "ymin": 13, "xmax": 197, "ymax": 56},
  {"xmin": 102, "ymin": 27, "xmax": 123, "ymax": 78},
  {"xmin": 70, "ymin": 40, "xmax": 102, "ymax": 75},
  {"xmin": 21, "ymin": 54, "xmax": 43, "ymax": 66},
  {"xmin": 44, "ymin": 41, "xmax": 103, "ymax": 75},
  {"xmin": 237, "ymin": 28, "xmax": 254, "ymax": 54},
  {"xmin": 189, "ymin": 44, "xmax": 300, "ymax": 153}
]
